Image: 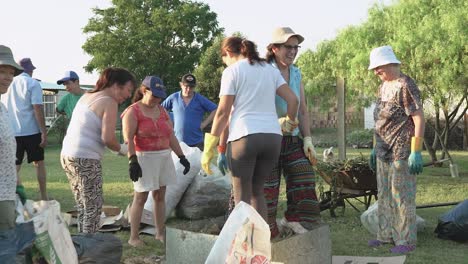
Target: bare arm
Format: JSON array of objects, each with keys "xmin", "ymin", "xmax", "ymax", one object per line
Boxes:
[
  {"xmin": 122, "ymin": 107, "xmax": 137, "ymax": 158},
  {"xmin": 210, "ymin": 95, "xmax": 234, "ymax": 137},
  {"xmin": 412, "ymin": 109, "xmax": 425, "ymax": 137},
  {"xmin": 276, "ymin": 84, "xmax": 299, "ymax": 121},
  {"xmin": 101, "ymin": 100, "xmax": 120, "ymax": 151},
  {"xmin": 33, "ymin": 104, "xmax": 48, "ymax": 147},
  {"xmin": 297, "ymin": 81, "xmax": 311, "ymax": 137},
  {"xmin": 200, "ymin": 109, "xmax": 217, "ymax": 131}
]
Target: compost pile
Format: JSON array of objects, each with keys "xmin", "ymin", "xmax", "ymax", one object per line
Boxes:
[{"xmin": 315, "ymin": 155, "xmax": 376, "ymax": 190}]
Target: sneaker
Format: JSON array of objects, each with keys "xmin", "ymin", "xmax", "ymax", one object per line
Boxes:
[
  {"xmin": 368, "ymin": 239, "xmax": 384, "ymax": 247},
  {"xmin": 279, "ymin": 217, "xmax": 308, "ymax": 234},
  {"xmin": 390, "ymin": 245, "xmax": 416, "ymax": 254}
]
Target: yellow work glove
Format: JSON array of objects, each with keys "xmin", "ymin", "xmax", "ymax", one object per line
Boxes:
[
  {"xmin": 303, "ymin": 136, "xmax": 317, "ymax": 165},
  {"xmin": 201, "ymin": 133, "xmax": 220, "ymax": 175},
  {"xmin": 278, "ymin": 116, "xmax": 299, "ymax": 133}
]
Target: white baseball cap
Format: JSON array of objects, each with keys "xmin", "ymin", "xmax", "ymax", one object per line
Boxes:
[{"xmin": 368, "ymin": 45, "xmax": 401, "ymax": 70}]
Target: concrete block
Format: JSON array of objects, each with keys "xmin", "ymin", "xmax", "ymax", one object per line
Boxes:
[
  {"xmin": 271, "ymin": 223, "xmax": 331, "ymax": 264},
  {"xmin": 166, "ymin": 223, "xmax": 331, "ymax": 264}
]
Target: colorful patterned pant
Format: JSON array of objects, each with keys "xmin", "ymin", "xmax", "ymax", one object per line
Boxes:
[
  {"xmin": 264, "ymin": 136, "xmax": 320, "ymax": 237},
  {"xmin": 61, "ymin": 156, "xmax": 103, "ymax": 233},
  {"xmin": 376, "ymin": 159, "xmax": 417, "ymax": 246}
]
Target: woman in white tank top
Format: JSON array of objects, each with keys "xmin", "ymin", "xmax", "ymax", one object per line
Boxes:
[{"xmin": 60, "ymin": 67, "xmax": 136, "ymax": 233}]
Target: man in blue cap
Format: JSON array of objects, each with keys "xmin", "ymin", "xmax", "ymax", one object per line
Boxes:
[
  {"xmin": 56, "ymin": 70, "xmax": 85, "ymax": 119},
  {"xmin": 0, "ymin": 57, "xmax": 49, "ymax": 201}
]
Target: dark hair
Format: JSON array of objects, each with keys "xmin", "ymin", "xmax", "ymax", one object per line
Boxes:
[
  {"xmin": 221, "ymin": 36, "xmax": 265, "ymax": 65},
  {"xmin": 132, "ymin": 85, "xmax": 147, "ymax": 103},
  {"xmin": 89, "ymin": 67, "xmax": 136, "ymax": 93},
  {"xmin": 265, "ymin": 43, "xmax": 282, "ymax": 63}
]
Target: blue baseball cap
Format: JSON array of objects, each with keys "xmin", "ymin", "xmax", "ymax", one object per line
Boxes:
[
  {"xmin": 142, "ymin": 76, "xmax": 167, "ymax": 99},
  {"xmin": 57, "ymin": 70, "xmax": 79, "ymax": 85}
]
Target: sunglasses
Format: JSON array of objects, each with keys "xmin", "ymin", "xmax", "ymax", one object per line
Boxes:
[{"xmin": 281, "ymin": 44, "xmax": 301, "ymax": 51}]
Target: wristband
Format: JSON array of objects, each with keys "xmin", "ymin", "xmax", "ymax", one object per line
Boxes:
[
  {"xmin": 217, "ymin": 145, "xmax": 226, "ymax": 154},
  {"xmin": 411, "ymin": 136, "xmax": 423, "ymax": 152}
]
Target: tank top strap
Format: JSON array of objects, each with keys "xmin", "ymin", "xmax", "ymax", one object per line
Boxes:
[{"xmin": 87, "ymin": 95, "xmax": 113, "ymax": 107}]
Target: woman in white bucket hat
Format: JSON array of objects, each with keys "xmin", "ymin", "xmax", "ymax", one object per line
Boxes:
[
  {"xmin": 0, "ymin": 45, "xmax": 35, "ymax": 262},
  {"xmin": 367, "ymin": 45, "xmax": 425, "ymax": 254},
  {"xmin": 263, "ymin": 27, "xmax": 321, "ymax": 239}
]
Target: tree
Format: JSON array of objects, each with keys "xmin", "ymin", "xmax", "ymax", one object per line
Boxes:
[
  {"xmin": 192, "ymin": 33, "xmax": 225, "ymax": 103},
  {"xmin": 298, "ymin": 0, "xmax": 467, "ymax": 162},
  {"xmin": 82, "ymin": 0, "xmax": 223, "ymax": 90}
]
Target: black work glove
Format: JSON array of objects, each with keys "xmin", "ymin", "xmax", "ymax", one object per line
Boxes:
[
  {"xmin": 179, "ymin": 155, "xmax": 190, "ymax": 175},
  {"xmin": 129, "ymin": 155, "xmax": 142, "ymax": 182}
]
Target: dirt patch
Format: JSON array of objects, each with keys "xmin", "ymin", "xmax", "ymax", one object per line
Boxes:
[{"xmin": 166, "ymin": 216, "xmax": 226, "ymax": 235}]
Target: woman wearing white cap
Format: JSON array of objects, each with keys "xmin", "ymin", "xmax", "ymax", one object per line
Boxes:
[
  {"xmin": 368, "ymin": 45, "xmax": 425, "ymax": 254},
  {"xmin": 263, "ymin": 27, "xmax": 321, "ymax": 239}
]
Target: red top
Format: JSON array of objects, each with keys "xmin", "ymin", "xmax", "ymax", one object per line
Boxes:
[{"xmin": 122, "ymin": 103, "xmax": 172, "ymax": 151}]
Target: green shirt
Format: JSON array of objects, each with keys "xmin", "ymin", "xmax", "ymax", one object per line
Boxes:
[{"xmin": 57, "ymin": 93, "xmax": 83, "ymax": 119}]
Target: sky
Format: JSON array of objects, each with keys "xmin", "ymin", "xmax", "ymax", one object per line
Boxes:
[{"xmin": 1, "ymin": 0, "xmax": 392, "ymax": 85}]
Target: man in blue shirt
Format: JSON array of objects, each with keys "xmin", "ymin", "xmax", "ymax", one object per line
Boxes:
[{"xmin": 162, "ymin": 74, "xmax": 217, "ymax": 150}]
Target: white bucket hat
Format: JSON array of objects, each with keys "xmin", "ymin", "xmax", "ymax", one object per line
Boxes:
[
  {"xmin": 270, "ymin": 27, "xmax": 304, "ymax": 45},
  {"xmin": 0, "ymin": 45, "xmax": 23, "ymax": 76},
  {"xmin": 368, "ymin": 45, "xmax": 401, "ymax": 70}
]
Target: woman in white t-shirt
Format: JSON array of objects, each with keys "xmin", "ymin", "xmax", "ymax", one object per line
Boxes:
[{"xmin": 201, "ymin": 36, "xmax": 299, "ymax": 220}]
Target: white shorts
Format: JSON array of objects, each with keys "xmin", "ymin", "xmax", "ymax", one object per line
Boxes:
[{"xmin": 133, "ymin": 149, "xmax": 177, "ymax": 192}]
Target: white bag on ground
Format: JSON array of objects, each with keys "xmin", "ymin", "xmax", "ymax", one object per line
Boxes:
[
  {"xmin": 144, "ymin": 143, "xmax": 201, "ymax": 221},
  {"xmin": 361, "ymin": 202, "xmax": 426, "ymax": 234},
  {"xmin": 31, "ymin": 200, "xmax": 78, "ymax": 264},
  {"xmin": 205, "ymin": 201, "xmax": 271, "ymax": 264}
]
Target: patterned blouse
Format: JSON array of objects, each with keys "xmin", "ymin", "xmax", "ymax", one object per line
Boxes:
[
  {"xmin": 373, "ymin": 73, "xmax": 423, "ymax": 162},
  {"xmin": 0, "ymin": 103, "xmax": 17, "ymax": 201},
  {"xmin": 122, "ymin": 103, "xmax": 172, "ymax": 152}
]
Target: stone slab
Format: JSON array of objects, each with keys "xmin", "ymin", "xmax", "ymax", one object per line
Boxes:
[{"xmin": 166, "ymin": 223, "xmax": 331, "ymax": 264}]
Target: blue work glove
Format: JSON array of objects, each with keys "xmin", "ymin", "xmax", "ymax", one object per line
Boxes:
[
  {"xmin": 408, "ymin": 136, "xmax": 424, "ymax": 175},
  {"xmin": 217, "ymin": 153, "xmax": 228, "ymax": 175},
  {"xmin": 369, "ymin": 149, "xmax": 376, "ymax": 171}
]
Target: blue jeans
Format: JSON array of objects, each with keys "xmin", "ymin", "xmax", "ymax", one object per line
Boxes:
[{"xmin": 0, "ymin": 222, "xmax": 36, "ymax": 262}]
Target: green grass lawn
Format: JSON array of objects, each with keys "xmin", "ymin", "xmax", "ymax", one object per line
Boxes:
[{"xmin": 19, "ymin": 141, "xmax": 468, "ymax": 263}]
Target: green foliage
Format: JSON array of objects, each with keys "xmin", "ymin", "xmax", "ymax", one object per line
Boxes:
[
  {"xmin": 192, "ymin": 33, "xmax": 225, "ymax": 103},
  {"xmin": 82, "ymin": 0, "xmax": 223, "ymax": 88},
  {"xmin": 346, "ymin": 129, "xmax": 373, "ymax": 148},
  {"xmin": 298, "ymin": 0, "xmax": 467, "ymax": 115}
]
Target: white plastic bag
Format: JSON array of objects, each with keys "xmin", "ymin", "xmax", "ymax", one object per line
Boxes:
[
  {"xmin": 144, "ymin": 143, "xmax": 201, "ymax": 221},
  {"xmin": 205, "ymin": 201, "xmax": 271, "ymax": 264},
  {"xmin": 361, "ymin": 202, "xmax": 426, "ymax": 234},
  {"xmin": 31, "ymin": 200, "xmax": 78, "ymax": 264}
]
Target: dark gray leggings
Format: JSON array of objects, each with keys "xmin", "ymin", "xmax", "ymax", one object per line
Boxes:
[{"xmin": 227, "ymin": 133, "xmax": 282, "ymax": 219}]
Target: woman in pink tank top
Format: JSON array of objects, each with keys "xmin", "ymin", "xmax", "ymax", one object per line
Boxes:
[{"xmin": 122, "ymin": 76, "xmax": 190, "ymax": 247}]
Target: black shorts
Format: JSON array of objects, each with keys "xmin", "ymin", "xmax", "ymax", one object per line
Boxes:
[{"xmin": 16, "ymin": 133, "xmax": 44, "ymax": 165}]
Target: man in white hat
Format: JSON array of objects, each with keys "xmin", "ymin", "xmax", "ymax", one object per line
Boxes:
[
  {"xmin": 263, "ymin": 27, "xmax": 321, "ymax": 239},
  {"xmin": 0, "ymin": 56, "xmax": 49, "ymax": 201},
  {"xmin": 0, "ymin": 45, "xmax": 35, "ymax": 262},
  {"xmin": 367, "ymin": 45, "xmax": 425, "ymax": 254}
]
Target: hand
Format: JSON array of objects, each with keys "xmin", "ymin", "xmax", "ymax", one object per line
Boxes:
[
  {"xmin": 129, "ymin": 155, "xmax": 142, "ymax": 182},
  {"xmin": 217, "ymin": 153, "xmax": 228, "ymax": 175},
  {"xmin": 201, "ymin": 133, "xmax": 220, "ymax": 175},
  {"xmin": 302, "ymin": 136, "xmax": 317, "ymax": 165},
  {"xmin": 278, "ymin": 116, "xmax": 299, "ymax": 133},
  {"xmin": 179, "ymin": 155, "xmax": 191, "ymax": 175},
  {"xmin": 408, "ymin": 136, "xmax": 424, "ymax": 175},
  {"xmin": 16, "ymin": 184, "xmax": 27, "ymax": 204},
  {"xmin": 369, "ymin": 149, "xmax": 376, "ymax": 171},
  {"xmin": 118, "ymin": 143, "xmax": 128, "ymax": 156},
  {"xmin": 39, "ymin": 133, "xmax": 48, "ymax": 148},
  {"xmin": 408, "ymin": 152, "xmax": 423, "ymax": 174}
]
